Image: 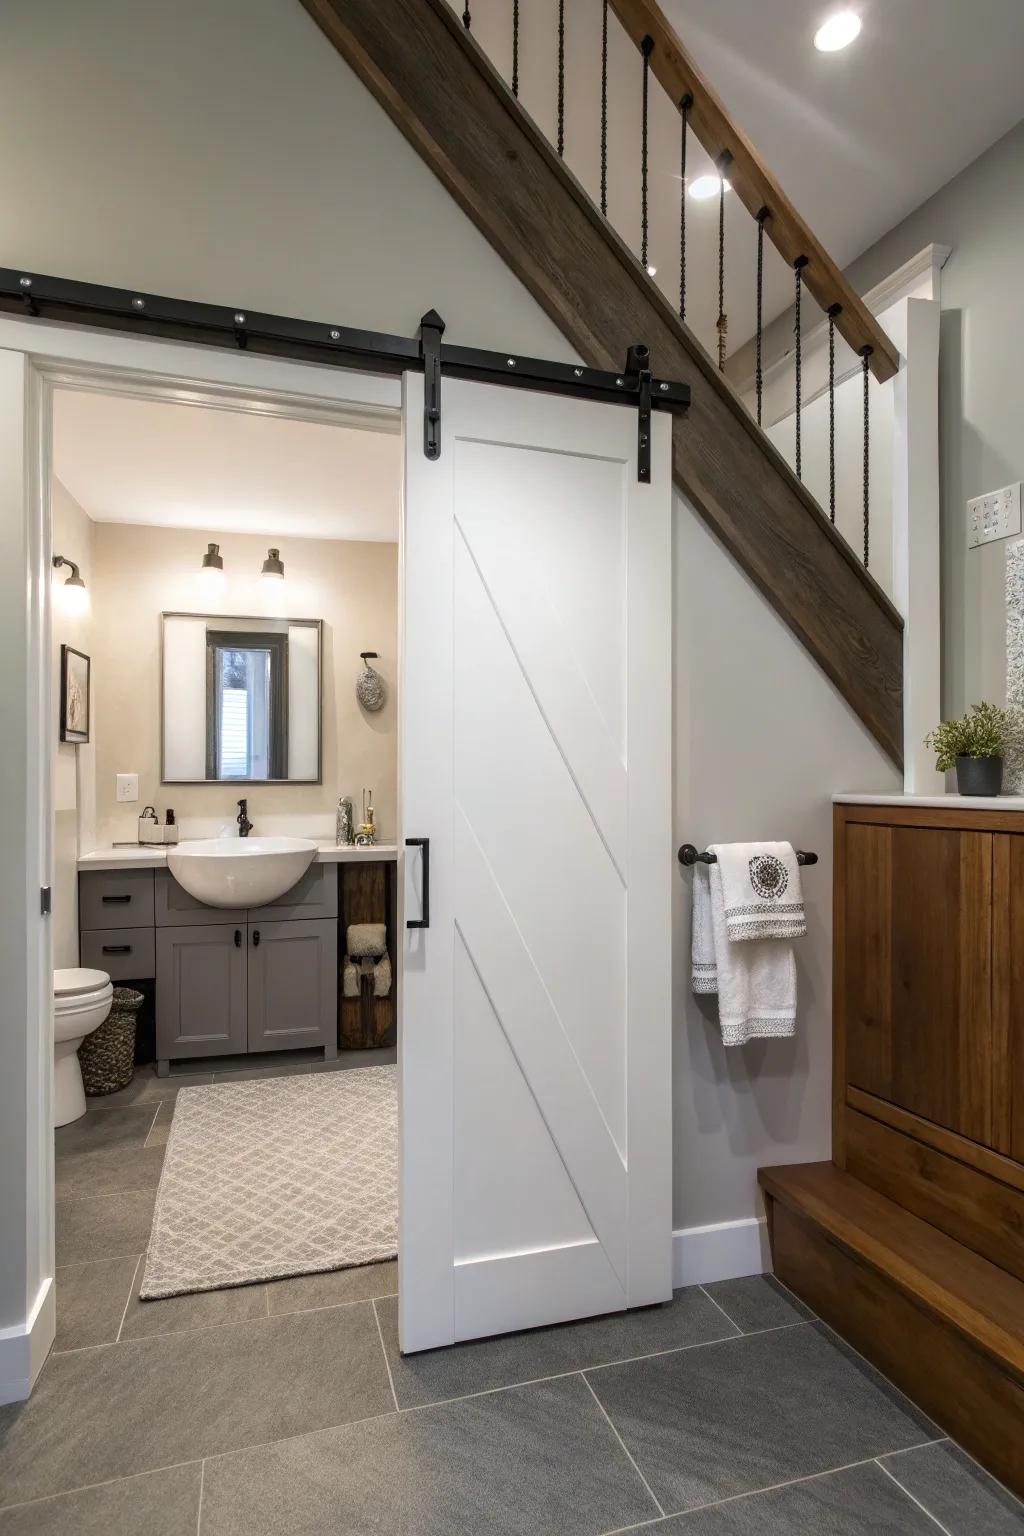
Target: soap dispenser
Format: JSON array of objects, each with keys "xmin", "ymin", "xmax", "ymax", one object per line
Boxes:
[{"xmin": 138, "ymin": 806, "xmax": 160, "ymax": 845}]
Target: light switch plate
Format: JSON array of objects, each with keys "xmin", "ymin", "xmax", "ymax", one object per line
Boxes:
[
  {"xmin": 115, "ymin": 773, "xmax": 139, "ymax": 803},
  {"xmin": 967, "ymin": 482, "xmax": 1021, "ymax": 548}
]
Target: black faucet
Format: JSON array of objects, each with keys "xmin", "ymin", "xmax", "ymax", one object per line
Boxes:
[{"xmin": 237, "ymin": 798, "xmax": 253, "ymax": 838}]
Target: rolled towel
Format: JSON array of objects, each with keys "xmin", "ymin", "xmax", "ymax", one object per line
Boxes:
[
  {"xmin": 373, "ymin": 951, "xmax": 392, "ymax": 999},
  {"xmin": 690, "ymin": 863, "xmax": 718, "ymax": 995},
  {"xmin": 348, "ymin": 922, "xmax": 387, "ymax": 959},
  {"xmin": 714, "ymin": 842, "xmax": 806, "ymax": 943},
  {"xmin": 342, "ymin": 955, "xmax": 360, "ymax": 999}
]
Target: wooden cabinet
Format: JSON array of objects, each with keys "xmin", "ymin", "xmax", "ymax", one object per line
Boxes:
[
  {"xmin": 842, "ymin": 821, "xmax": 993, "ymax": 1144},
  {"xmin": 246, "ymin": 918, "xmax": 338, "ymax": 1053},
  {"xmin": 156, "ymin": 923, "xmax": 248, "ymax": 1061},
  {"xmin": 834, "ymin": 801, "xmax": 1024, "ymax": 1276}
]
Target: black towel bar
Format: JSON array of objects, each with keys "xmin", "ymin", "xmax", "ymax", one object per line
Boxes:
[{"xmin": 678, "ymin": 844, "xmax": 818, "ymax": 867}]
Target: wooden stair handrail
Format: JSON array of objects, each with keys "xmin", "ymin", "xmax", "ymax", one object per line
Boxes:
[{"xmin": 609, "ymin": 0, "xmax": 900, "ymax": 385}]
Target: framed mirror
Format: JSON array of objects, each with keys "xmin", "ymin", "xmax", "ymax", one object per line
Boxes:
[{"xmin": 161, "ymin": 613, "xmax": 322, "ymax": 784}]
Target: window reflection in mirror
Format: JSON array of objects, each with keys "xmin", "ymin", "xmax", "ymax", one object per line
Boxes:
[{"xmin": 162, "ymin": 614, "xmax": 322, "ymax": 784}]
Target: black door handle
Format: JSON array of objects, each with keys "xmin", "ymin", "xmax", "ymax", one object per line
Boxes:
[
  {"xmin": 102, "ymin": 945, "xmax": 132, "ymax": 954},
  {"xmin": 406, "ymin": 837, "xmax": 430, "ymax": 929},
  {"xmin": 252, "ymin": 929, "xmax": 260, "ymax": 947},
  {"xmin": 101, "ymin": 894, "xmax": 132, "ymax": 904},
  {"xmin": 234, "ymin": 929, "xmax": 242, "ymax": 948}
]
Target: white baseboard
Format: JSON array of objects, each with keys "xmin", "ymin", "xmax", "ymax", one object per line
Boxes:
[
  {"xmin": 0, "ymin": 1277, "xmax": 55, "ymax": 1405},
  {"xmin": 673, "ymin": 1217, "xmax": 771, "ymax": 1288}
]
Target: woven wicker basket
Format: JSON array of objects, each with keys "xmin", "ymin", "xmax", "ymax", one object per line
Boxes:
[{"xmin": 79, "ymin": 987, "xmax": 144, "ymax": 1096}]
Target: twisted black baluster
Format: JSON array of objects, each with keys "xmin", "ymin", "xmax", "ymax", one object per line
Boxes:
[
  {"xmin": 755, "ymin": 209, "xmax": 768, "ymax": 425},
  {"xmin": 512, "ymin": 0, "xmax": 520, "ymax": 96},
  {"xmin": 600, "ymin": 0, "xmax": 609, "ymax": 215},
  {"xmin": 828, "ymin": 304, "xmax": 842, "ymax": 523},
  {"xmin": 640, "ymin": 36, "xmax": 654, "ymax": 269},
  {"xmin": 861, "ymin": 346, "xmax": 872, "ymax": 567},
  {"xmin": 679, "ymin": 94, "xmax": 692, "ymax": 319},
  {"xmin": 557, "ymin": 0, "xmax": 566, "ymax": 156},
  {"xmin": 793, "ymin": 256, "xmax": 808, "ymax": 479}
]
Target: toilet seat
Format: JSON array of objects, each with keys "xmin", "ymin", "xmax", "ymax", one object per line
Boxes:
[{"xmin": 55, "ymin": 967, "xmax": 111, "ymax": 1000}]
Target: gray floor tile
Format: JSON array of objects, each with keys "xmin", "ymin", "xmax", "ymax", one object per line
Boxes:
[
  {"xmin": 311, "ymin": 1046, "xmax": 397, "ymax": 1072},
  {"xmin": 54, "ymin": 1257, "xmax": 140, "ymax": 1352},
  {"xmin": 54, "ymin": 1144, "xmax": 165, "ymax": 1201},
  {"xmin": 660, "ymin": 1461, "xmax": 942, "ymax": 1533},
  {"xmin": 120, "ymin": 1262, "xmax": 268, "ymax": 1340},
  {"xmin": 0, "ymin": 1302, "xmax": 393, "ymax": 1507},
  {"xmin": 0, "ymin": 1463, "xmax": 202, "ymax": 1536},
  {"xmin": 266, "ymin": 1260, "xmax": 397, "ymax": 1316},
  {"xmin": 55, "ymin": 1189, "xmax": 155, "ymax": 1265},
  {"xmin": 880, "ymin": 1441, "xmax": 1024, "ymax": 1533},
  {"xmin": 586, "ymin": 1321, "xmax": 937, "ymax": 1515},
  {"xmin": 376, "ymin": 1287, "xmax": 738, "ymax": 1409},
  {"xmin": 702, "ymin": 1275, "xmax": 813, "ymax": 1334},
  {"xmin": 199, "ymin": 1374, "xmax": 658, "ymax": 1536},
  {"xmin": 211, "ymin": 1063, "xmax": 311, "ymax": 1081},
  {"xmin": 55, "ymin": 1105, "xmax": 157, "ymax": 1157}
]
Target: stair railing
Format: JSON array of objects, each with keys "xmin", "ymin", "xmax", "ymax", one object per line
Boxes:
[{"xmin": 453, "ymin": 0, "xmax": 900, "ymax": 579}]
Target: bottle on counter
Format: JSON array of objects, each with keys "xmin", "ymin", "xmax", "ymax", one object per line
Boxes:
[{"xmin": 163, "ymin": 809, "xmax": 179, "ymax": 845}]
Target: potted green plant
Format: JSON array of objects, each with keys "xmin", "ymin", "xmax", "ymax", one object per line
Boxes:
[{"xmin": 924, "ymin": 702, "xmax": 1009, "ymax": 796}]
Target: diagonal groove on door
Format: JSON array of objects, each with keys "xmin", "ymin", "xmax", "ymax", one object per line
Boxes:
[
  {"xmin": 454, "ymin": 804, "xmax": 628, "ymax": 1287},
  {"xmin": 454, "ymin": 515, "xmax": 627, "ymax": 886},
  {"xmin": 453, "ymin": 920, "xmax": 600, "ymax": 1262}
]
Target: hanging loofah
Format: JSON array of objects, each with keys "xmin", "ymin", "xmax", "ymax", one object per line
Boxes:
[{"xmin": 356, "ymin": 652, "xmax": 386, "ymax": 713}]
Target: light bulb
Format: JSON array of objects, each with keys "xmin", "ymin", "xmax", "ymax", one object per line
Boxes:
[
  {"xmin": 198, "ymin": 564, "xmax": 226, "ymax": 597},
  {"xmin": 814, "ymin": 10, "xmax": 861, "ymax": 51},
  {"xmin": 646, "ymin": 263, "xmax": 657, "ymax": 277},
  {"xmin": 59, "ymin": 577, "xmax": 90, "ymax": 617}
]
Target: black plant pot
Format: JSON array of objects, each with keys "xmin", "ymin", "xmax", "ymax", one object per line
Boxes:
[{"xmin": 955, "ymin": 755, "xmax": 1003, "ymax": 796}]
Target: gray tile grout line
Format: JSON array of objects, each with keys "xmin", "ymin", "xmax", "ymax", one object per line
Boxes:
[
  {"xmin": 696, "ymin": 1283, "xmax": 744, "ymax": 1335},
  {"xmin": 884, "ymin": 1440, "xmax": 1024, "ymax": 1516},
  {"xmin": 114, "ymin": 1254, "xmax": 144, "ymax": 1344},
  {"xmin": 810, "ymin": 1313, "xmax": 944, "ymax": 1431},
  {"xmin": 195, "ymin": 1459, "xmax": 206, "ymax": 1536},
  {"xmin": 875, "ymin": 1456, "xmax": 956, "ymax": 1535},
  {"xmin": 0, "ymin": 1458, "xmax": 210, "ymax": 1517},
  {"xmin": 54, "ymin": 1251, "xmax": 146, "ymax": 1271},
  {"xmin": 55, "ymin": 1188, "xmax": 159, "ymax": 1205},
  {"xmin": 371, "ymin": 1297, "xmax": 400, "ymax": 1413},
  {"xmin": 594, "ymin": 1438, "xmax": 952, "ymax": 1536},
  {"xmin": 581, "ymin": 1372, "xmax": 666, "ymax": 1520}
]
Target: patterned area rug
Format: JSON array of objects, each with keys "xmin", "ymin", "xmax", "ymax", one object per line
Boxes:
[{"xmin": 141, "ymin": 1067, "xmax": 397, "ymax": 1299}]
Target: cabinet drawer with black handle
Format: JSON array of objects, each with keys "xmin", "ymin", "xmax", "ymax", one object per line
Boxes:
[
  {"xmin": 80, "ymin": 927, "xmax": 156, "ymax": 980},
  {"xmin": 78, "ymin": 869, "xmax": 155, "ymax": 930}
]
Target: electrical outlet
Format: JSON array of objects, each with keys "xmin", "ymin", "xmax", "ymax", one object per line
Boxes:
[
  {"xmin": 967, "ymin": 482, "xmax": 1022, "ymax": 548},
  {"xmin": 116, "ymin": 773, "xmax": 139, "ymax": 803}
]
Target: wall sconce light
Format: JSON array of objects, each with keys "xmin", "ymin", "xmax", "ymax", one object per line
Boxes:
[
  {"xmin": 260, "ymin": 547, "xmax": 285, "ymax": 584},
  {"xmin": 198, "ymin": 542, "xmax": 226, "ymax": 595},
  {"xmin": 52, "ymin": 554, "xmax": 89, "ymax": 616}
]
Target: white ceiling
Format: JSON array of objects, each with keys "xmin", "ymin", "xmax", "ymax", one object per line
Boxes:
[
  {"xmin": 659, "ymin": 0, "xmax": 1024, "ymax": 271},
  {"xmin": 52, "ymin": 390, "xmax": 401, "ymax": 542}
]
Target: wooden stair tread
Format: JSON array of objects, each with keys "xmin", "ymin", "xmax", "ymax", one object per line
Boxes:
[{"xmin": 759, "ymin": 1161, "xmax": 1024, "ymax": 1376}]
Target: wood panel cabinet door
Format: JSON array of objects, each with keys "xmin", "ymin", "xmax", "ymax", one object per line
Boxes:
[
  {"xmin": 246, "ymin": 918, "xmax": 338, "ymax": 1053},
  {"xmin": 993, "ymin": 834, "xmax": 1024, "ymax": 1160},
  {"xmin": 843, "ymin": 823, "xmax": 993, "ymax": 1144},
  {"xmin": 156, "ymin": 924, "xmax": 247, "ymax": 1061}
]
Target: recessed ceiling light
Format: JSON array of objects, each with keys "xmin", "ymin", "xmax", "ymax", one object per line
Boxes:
[
  {"xmin": 689, "ymin": 174, "xmax": 731, "ymax": 201},
  {"xmin": 814, "ymin": 10, "xmax": 861, "ymax": 51}
]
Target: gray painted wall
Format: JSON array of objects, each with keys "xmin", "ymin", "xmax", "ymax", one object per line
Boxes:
[
  {"xmin": 844, "ymin": 118, "xmax": 1024, "ymax": 721},
  {"xmin": 0, "ymin": 0, "xmax": 898, "ymax": 1335},
  {"xmin": 732, "ymin": 119, "xmax": 1024, "ymax": 722}
]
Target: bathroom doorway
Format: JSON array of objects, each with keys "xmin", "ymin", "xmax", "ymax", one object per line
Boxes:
[{"xmin": 46, "ymin": 368, "xmax": 404, "ymax": 1324}]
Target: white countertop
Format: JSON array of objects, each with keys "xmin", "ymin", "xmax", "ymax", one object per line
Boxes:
[
  {"xmin": 833, "ymin": 794, "xmax": 1024, "ymax": 812},
  {"xmin": 78, "ymin": 842, "xmax": 399, "ymax": 872}
]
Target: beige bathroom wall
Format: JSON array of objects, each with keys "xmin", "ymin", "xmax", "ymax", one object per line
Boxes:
[
  {"xmin": 88, "ymin": 523, "xmax": 398, "ymax": 845},
  {"xmin": 51, "ymin": 481, "xmax": 95, "ymax": 969}
]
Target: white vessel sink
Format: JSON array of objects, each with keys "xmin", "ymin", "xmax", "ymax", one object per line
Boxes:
[{"xmin": 167, "ymin": 837, "xmax": 318, "ymax": 909}]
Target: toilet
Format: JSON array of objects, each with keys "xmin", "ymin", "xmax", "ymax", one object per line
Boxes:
[{"xmin": 54, "ymin": 968, "xmax": 113, "ymax": 1127}]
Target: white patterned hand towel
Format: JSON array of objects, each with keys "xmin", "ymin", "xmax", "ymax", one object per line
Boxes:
[
  {"xmin": 714, "ymin": 842, "xmax": 806, "ymax": 943},
  {"xmin": 693, "ymin": 852, "xmax": 797, "ymax": 1045}
]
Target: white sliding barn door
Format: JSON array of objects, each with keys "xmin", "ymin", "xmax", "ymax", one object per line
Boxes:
[{"xmin": 399, "ymin": 374, "xmax": 672, "ymax": 1353}]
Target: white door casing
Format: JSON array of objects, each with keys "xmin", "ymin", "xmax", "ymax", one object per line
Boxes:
[{"xmin": 400, "ymin": 373, "xmax": 673, "ymax": 1353}]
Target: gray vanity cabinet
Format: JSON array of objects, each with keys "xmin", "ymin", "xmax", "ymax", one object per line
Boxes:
[
  {"xmin": 246, "ymin": 919, "xmax": 338, "ymax": 1053},
  {"xmin": 156, "ymin": 923, "xmax": 248, "ymax": 1060}
]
